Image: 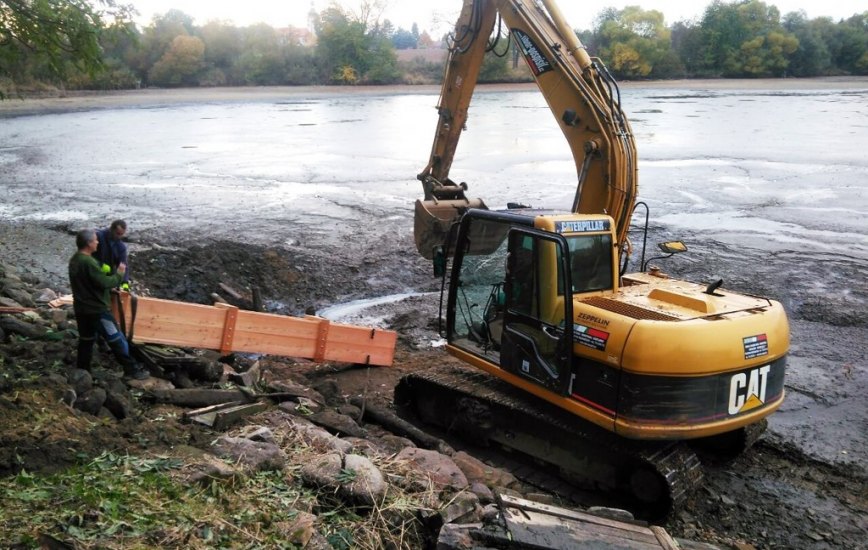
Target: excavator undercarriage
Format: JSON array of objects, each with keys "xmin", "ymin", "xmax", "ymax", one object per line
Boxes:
[{"xmin": 396, "ymin": 364, "xmax": 705, "ymax": 517}]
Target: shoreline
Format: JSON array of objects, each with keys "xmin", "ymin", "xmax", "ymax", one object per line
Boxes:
[{"xmin": 1, "ymin": 76, "xmax": 866, "ymax": 118}]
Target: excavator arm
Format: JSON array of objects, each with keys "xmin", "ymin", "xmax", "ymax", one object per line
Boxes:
[{"xmin": 415, "ymin": 0, "xmax": 638, "ymax": 259}]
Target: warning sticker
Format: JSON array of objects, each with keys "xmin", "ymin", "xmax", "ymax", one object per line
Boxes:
[
  {"xmin": 512, "ymin": 29, "xmax": 552, "ymax": 76},
  {"xmin": 743, "ymin": 334, "xmax": 769, "ymax": 360},
  {"xmin": 574, "ymin": 324, "xmax": 609, "ymax": 351}
]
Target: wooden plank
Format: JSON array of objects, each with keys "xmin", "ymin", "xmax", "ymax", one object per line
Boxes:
[
  {"xmin": 502, "ymin": 508, "xmax": 661, "ymax": 549},
  {"xmin": 213, "ymin": 402, "xmax": 268, "ymax": 430},
  {"xmin": 182, "ymin": 401, "xmax": 246, "ymax": 420},
  {"xmin": 112, "ymin": 293, "xmax": 396, "ymax": 366},
  {"xmin": 48, "ymin": 294, "xmax": 74, "ymax": 308},
  {"xmin": 218, "ymin": 282, "xmax": 244, "ymax": 301},
  {"xmin": 499, "ymin": 494, "xmax": 651, "ymax": 534},
  {"xmin": 650, "ymin": 526, "xmax": 681, "ymax": 550},
  {"xmin": 148, "ymin": 388, "xmax": 250, "ymax": 407}
]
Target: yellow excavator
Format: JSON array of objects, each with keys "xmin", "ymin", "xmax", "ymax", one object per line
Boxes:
[{"xmin": 396, "ymin": 0, "xmax": 789, "ymax": 514}]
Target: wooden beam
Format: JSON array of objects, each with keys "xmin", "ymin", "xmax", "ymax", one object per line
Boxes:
[{"xmin": 112, "ymin": 292, "xmax": 396, "ymax": 366}]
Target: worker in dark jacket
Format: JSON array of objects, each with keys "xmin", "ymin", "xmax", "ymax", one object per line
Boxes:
[
  {"xmin": 95, "ymin": 219, "xmax": 130, "ymax": 288},
  {"xmin": 69, "ymin": 228, "xmax": 148, "ymax": 380}
]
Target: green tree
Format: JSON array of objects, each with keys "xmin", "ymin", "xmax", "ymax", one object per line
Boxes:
[
  {"xmin": 671, "ymin": 21, "xmax": 706, "ymax": 76},
  {"xmin": 132, "ymin": 9, "xmax": 195, "ymax": 84},
  {"xmin": 591, "ymin": 6, "xmax": 676, "ymax": 79},
  {"xmin": 231, "ymin": 24, "xmax": 286, "ymax": 85},
  {"xmin": 198, "ymin": 21, "xmax": 241, "ymax": 85},
  {"xmin": 782, "ymin": 11, "xmax": 832, "ymax": 76},
  {"xmin": 835, "ymin": 13, "xmax": 868, "ymax": 74},
  {"xmin": 0, "ymin": 0, "xmax": 133, "ymax": 90},
  {"xmin": 698, "ymin": 0, "xmax": 798, "ymax": 77},
  {"xmin": 314, "ymin": 5, "xmax": 399, "ymax": 84},
  {"xmin": 148, "ymin": 34, "xmax": 204, "ymax": 86}
]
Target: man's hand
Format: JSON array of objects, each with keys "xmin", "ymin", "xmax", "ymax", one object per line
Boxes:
[{"xmin": 117, "ymin": 262, "xmax": 127, "ymax": 276}]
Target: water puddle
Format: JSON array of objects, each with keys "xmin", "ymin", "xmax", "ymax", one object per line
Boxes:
[{"xmin": 318, "ymin": 292, "xmax": 434, "ymax": 322}]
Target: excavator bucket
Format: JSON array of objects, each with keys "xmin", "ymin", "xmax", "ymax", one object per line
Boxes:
[{"xmin": 414, "ymin": 197, "xmax": 487, "ymax": 259}]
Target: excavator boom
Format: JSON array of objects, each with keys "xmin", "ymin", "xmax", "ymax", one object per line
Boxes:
[{"xmin": 415, "ymin": 0, "xmax": 638, "ymax": 258}]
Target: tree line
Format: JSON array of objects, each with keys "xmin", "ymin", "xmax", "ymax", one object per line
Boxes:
[{"xmin": 1, "ymin": 0, "xmax": 866, "ymax": 95}]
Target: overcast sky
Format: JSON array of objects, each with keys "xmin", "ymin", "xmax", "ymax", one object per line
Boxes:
[{"xmin": 131, "ymin": 0, "xmax": 866, "ymax": 34}]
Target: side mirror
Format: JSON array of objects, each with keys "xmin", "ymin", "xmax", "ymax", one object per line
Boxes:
[
  {"xmin": 658, "ymin": 241, "xmax": 687, "ymax": 254},
  {"xmin": 643, "ymin": 241, "xmax": 688, "ymax": 272}
]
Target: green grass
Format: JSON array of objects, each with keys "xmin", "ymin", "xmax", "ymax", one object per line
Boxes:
[{"xmin": 0, "ymin": 450, "xmax": 429, "ymax": 549}]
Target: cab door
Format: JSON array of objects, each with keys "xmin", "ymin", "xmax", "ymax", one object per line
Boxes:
[{"xmin": 499, "ymin": 228, "xmax": 574, "ymax": 396}]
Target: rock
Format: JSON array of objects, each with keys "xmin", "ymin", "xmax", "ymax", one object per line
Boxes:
[
  {"xmin": 586, "ymin": 506, "xmax": 635, "ymax": 523},
  {"xmin": 22, "ymin": 311, "xmax": 42, "ymax": 322},
  {"xmin": 66, "ymin": 368, "xmax": 93, "ymax": 395},
  {"xmin": 482, "ymin": 503, "xmax": 500, "ymax": 522},
  {"xmin": 229, "ymin": 360, "xmax": 260, "ymax": 387},
  {"xmin": 212, "ymin": 436, "xmax": 286, "ymax": 473},
  {"xmin": 299, "ymin": 453, "xmax": 387, "ymax": 506},
  {"xmin": 268, "ymin": 379, "xmax": 326, "ymax": 404},
  {"xmin": 345, "ymin": 437, "xmax": 385, "ymax": 458},
  {"xmin": 452, "ymin": 451, "xmax": 516, "ymax": 488},
  {"xmin": 235, "ymin": 426, "xmax": 276, "ymax": 444},
  {"xmin": 275, "ymin": 511, "xmax": 318, "ymax": 546},
  {"xmin": 0, "ymin": 297, "xmax": 22, "ymax": 308},
  {"xmin": 440, "ymin": 492, "xmax": 481, "ymax": 525},
  {"xmin": 436, "ymin": 524, "xmax": 484, "ymax": 550},
  {"xmin": 49, "ymin": 309, "xmax": 68, "ymax": 325},
  {"xmin": 308, "ymin": 410, "xmax": 366, "ymax": 438},
  {"xmin": 311, "ymin": 378, "xmax": 341, "ymax": 405},
  {"xmin": 396, "ymin": 447, "xmax": 468, "ymax": 490},
  {"xmin": 32, "ymin": 288, "xmax": 58, "ymax": 303},
  {"xmin": 176, "ymin": 445, "xmax": 242, "ymax": 485},
  {"xmin": 721, "ymin": 494, "xmax": 737, "ymax": 506},
  {"xmin": 104, "ymin": 389, "xmax": 134, "ymax": 420},
  {"xmin": 299, "ymin": 453, "xmax": 343, "ymax": 489},
  {"xmin": 304, "ymin": 532, "xmax": 333, "ymax": 550},
  {"xmin": 295, "ymin": 396, "xmax": 323, "ymax": 414},
  {"xmin": 469, "ymin": 482, "xmax": 494, "ymax": 504},
  {"xmin": 3, "ymin": 288, "xmax": 35, "ymax": 308},
  {"xmin": 281, "ymin": 413, "xmax": 353, "ymax": 454},
  {"xmin": 379, "ymin": 434, "xmax": 416, "ymax": 454},
  {"xmin": 74, "ymin": 388, "xmax": 107, "ymax": 415},
  {"xmin": 342, "ymin": 453, "xmax": 387, "ymax": 506},
  {"xmin": 336, "ymin": 403, "xmax": 361, "ymax": 420},
  {"xmin": 61, "ymin": 389, "xmax": 76, "ymax": 407},
  {"xmin": 0, "ymin": 316, "xmax": 47, "ymax": 339}
]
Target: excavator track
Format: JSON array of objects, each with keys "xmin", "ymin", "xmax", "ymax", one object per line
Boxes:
[{"xmin": 395, "ymin": 364, "xmax": 703, "ymax": 518}]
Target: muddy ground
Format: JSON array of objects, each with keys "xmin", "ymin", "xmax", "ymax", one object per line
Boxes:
[{"xmin": 0, "ymin": 218, "xmax": 865, "ymax": 549}]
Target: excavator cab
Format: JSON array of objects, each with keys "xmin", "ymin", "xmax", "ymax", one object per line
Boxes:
[{"xmin": 445, "ymin": 209, "xmax": 576, "ymax": 396}]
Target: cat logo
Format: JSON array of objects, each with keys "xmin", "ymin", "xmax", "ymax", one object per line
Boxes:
[{"xmin": 728, "ymin": 365, "xmax": 771, "ymax": 415}]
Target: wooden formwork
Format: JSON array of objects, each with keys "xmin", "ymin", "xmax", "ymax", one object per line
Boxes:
[{"xmin": 111, "ymin": 292, "xmax": 396, "ymax": 367}]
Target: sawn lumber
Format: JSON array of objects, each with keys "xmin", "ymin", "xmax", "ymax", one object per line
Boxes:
[{"xmin": 110, "ymin": 292, "xmax": 396, "ymax": 366}]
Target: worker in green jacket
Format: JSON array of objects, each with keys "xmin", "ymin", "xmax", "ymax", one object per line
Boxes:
[{"xmin": 68, "ymin": 229, "xmax": 149, "ymax": 380}]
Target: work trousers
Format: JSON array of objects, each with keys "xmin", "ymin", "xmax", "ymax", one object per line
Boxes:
[{"xmin": 75, "ymin": 311, "xmax": 135, "ymax": 370}]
